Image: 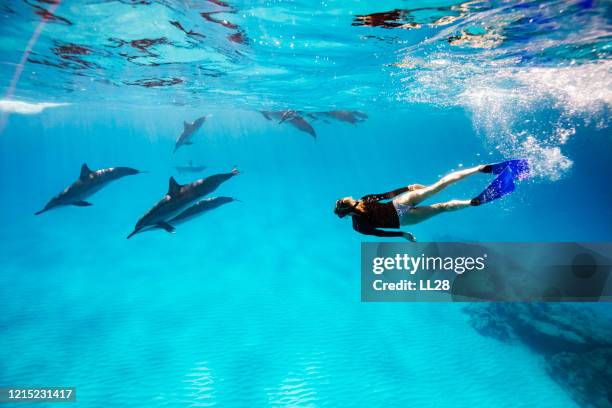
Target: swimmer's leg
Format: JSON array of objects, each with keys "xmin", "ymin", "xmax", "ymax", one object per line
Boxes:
[
  {"xmin": 395, "ymin": 166, "xmax": 484, "ymax": 207},
  {"xmin": 399, "ymin": 200, "xmax": 472, "ymax": 225}
]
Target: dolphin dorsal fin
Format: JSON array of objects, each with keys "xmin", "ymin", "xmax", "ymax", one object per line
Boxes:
[
  {"xmin": 80, "ymin": 163, "xmax": 93, "ymax": 180},
  {"xmin": 168, "ymin": 177, "xmax": 182, "ymax": 196}
]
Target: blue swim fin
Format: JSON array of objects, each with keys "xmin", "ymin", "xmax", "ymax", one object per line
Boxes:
[
  {"xmin": 487, "ymin": 159, "xmax": 530, "ymax": 180},
  {"xmin": 473, "ymin": 166, "xmax": 516, "ymax": 205}
]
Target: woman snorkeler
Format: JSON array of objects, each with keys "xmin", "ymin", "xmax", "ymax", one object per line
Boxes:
[{"xmin": 333, "ymin": 160, "xmax": 529, "ymax": 241}]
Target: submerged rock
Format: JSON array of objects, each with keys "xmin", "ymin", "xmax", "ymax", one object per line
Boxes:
[
  {"xmin": 546, "ymin": 348, "xmax": 612, "ymax": 408},
  {"xmin": 463, "ymin": 303, "xmax": 612, "ymax": 407},
  {"xmin": 464, "ymin": 303, "xmax": 515, "ymax": 342},
  {"xmin": 464, "ymin": 303, "xmax": 611, "ymax": 353}
]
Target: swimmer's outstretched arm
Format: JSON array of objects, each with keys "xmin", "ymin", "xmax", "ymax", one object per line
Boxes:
[
  {"xmin": 356, "ymin": 226, "xmax": 416, "ymax": 241},
  {"xmin": 362, "ymin": 184, "xmax": 426, "ymax": 202}
]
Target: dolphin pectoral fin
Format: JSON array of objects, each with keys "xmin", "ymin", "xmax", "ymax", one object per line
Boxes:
[
  {"xmin": 183, "ymin": 141, "xmax": 194, "ymax": 145},
  {"xmin": 72, "ymin": 201, "xmax": 93, "ymax": 207},
  {"xmin": 157, "ymin": 221, "xmax": 176, "ymax": 234}
]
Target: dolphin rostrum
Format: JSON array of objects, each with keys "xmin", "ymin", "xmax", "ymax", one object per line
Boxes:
[
  {"xmin": 127, "ymin": 167, "xmax": 239, "ymax": 239},
  {"xmin": 35, "ymin": 163, "xmax": 144, "ymax": 215},
  {"xmin": 173, "ymin": 160, "xmax": 207, "ymax": 174},
  {"xmin": 174, "ymin": 115, "xmax": 211, "ymax": 153},
  {"xmin": 157, "ymin": 196, "xmax": 237, "ymax": 230}
]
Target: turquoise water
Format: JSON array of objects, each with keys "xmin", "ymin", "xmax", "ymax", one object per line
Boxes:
[{"xmin": 1, "ymin": 1, "xmax": 611, "ymax": 407}]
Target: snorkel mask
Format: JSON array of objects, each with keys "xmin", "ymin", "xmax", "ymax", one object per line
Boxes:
[{"xmin": 334, "ymin": 199, "xmax": 358, "ymax": 218}]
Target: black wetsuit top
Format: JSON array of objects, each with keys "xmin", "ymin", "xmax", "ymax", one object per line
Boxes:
[{"xmin": 351, "ymin": 186, "xmax": 410, "ymax": 237}]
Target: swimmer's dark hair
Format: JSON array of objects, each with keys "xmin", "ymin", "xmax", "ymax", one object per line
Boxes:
[{"xmin": 334, "ymin": 198, "xmax": 357, "ymax": 218}]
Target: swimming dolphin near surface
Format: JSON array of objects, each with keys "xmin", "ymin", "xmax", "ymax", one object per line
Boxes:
[
  {"xmin": 155, "ymin": 196, "xmax": 237, "ymax": 231},
  {"xmin": 173, "ymin": 160, "xmax": 207, "ymax": 174},
  {"xmin": 127, "ymin": 167, "xmax": 239, "ymax": 239},
  {"xmin": 174, "ymin": 115, "xmax": 211, "ymax": 153},
  {"xmin": 317, "ymin": 110, "xmax": 368, "ymax": 124},
  {"xmin": 35, "ymin": 163, "xmax": 144, "ymax": 215},
  {"xmin": 260, "ymin": 110, "xmax": 316, "ymax": 139},
  {"xmin": 286, "ymin": 115, "xmax": 316, "ymax": 138},
  {"xmin": 278, "ymin": 109, "xmax": 297, "ymax": 124}
]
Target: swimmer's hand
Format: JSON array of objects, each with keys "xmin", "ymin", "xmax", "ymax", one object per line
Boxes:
[{"xmin": 402, "ymin": 232, "xmax": 417, "ymax": 242}]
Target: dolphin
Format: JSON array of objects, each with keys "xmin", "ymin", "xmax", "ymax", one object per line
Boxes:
[
  {"xmin": 174, "ymin": 115, "xmax": 210, "ymax": 153},
  {"xmin": 35, "ymin": 163, "xmax": 144, "ymax": 215},
  {"xmin": 319, "ymin": 110, "xmax": 368, "ymax": 124},
  {"xmin": 173, "ymin": 160, "xmax": 206, "ymax": 174},
  {"xmin": 127, "ymin": 167, "xmax": 239, "ymax": 239},
  {"xmin": 278, "ymin": 109, "xmax": 298, "ymax": 124},
  {"xmin": 260, "ymin": 110, "xmax": 316, "ymax": 139},
  {"xmin": 157, "ymin": 196, "xmax": 237, "ymax": 230},
  {"xmin": 286, "ymin": 115, "xmax": 316, "ymax": 138}
]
